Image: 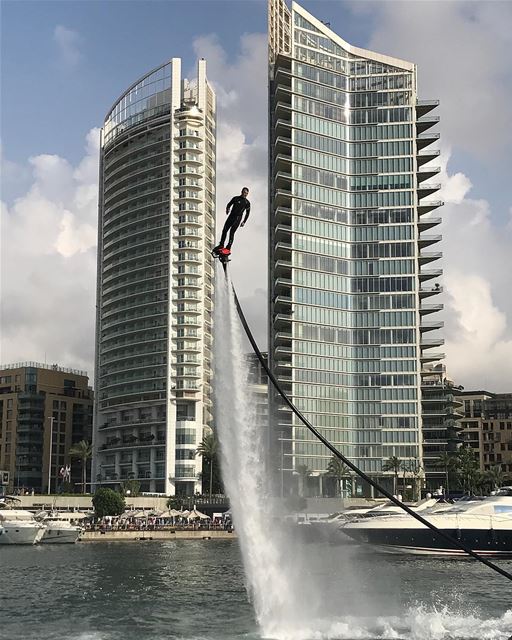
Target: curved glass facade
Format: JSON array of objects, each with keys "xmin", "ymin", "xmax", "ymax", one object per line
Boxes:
[
  {"xmin": 94, "ymin": 59, "xmax": 216, "ymax": 495},
  {"xmin": 269, "ymin": 1, "xmax": 443, "ymax": 497}
]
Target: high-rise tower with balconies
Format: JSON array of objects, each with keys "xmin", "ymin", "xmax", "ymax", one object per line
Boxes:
[
  {"xmin": 268, "ymin": 1, "xmax": 443, "ymax": 497},
  {"xmin": 93, "ymin": 59, "xmax": 216, "ymax": 496}
]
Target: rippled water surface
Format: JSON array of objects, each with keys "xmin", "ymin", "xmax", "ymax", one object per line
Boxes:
[{"xmin": 1, "ymin": 540, "xmax": 511, "ymax": 640}]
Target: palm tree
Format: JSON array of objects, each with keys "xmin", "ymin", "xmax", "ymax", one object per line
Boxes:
[
  {"xmin": 295, "ymin": 464, "xmax": 311, "ymax": 498},
  {"xmin": 68, "ymin": 440, "xmax": 92, "ymax": 494},
  {"xmin": 382, "ymin": 456, "xmax": 402, "ymax": 496},
  {"xmin": 326, "ymin": 456, "xmax": 351, "ymax": 497},
  {"xmin": 486, "ymin": 464, "xmax": 504, "ymax": 492},
  {"xmin": 435, "ymin": 452, "xmax": 457, "ymax": 497},
  {"xmin": 196, "ymin": 431, "xmax": 218, "ymax": 498}
]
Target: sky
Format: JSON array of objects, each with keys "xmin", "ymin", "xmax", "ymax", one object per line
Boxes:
[{"xmin": 1, "ymin": 0, "xmax": 511, "ymax": 392}]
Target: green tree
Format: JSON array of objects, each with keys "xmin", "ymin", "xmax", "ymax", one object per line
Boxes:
[
  {"xmin": 120, "ymin": 479, "xmax": 141, "ymax": 497},
  {"xmin": 166, "ymin": 496, "xmax": 183, "ymax": 510},
  {"xmin": 196, "ymin": 431, "xmax": 218, "ymax": 498},
  {"xmin": 434, "ymin": 452, "xmax": 457, "ymax": 497},
  {"xmin": 455, "ymin": 446, "xmax": 479, "ymax": 495},
  {"xmin": 326, "ymin": 456, "xmax": 351, "ymax": 497},
  {"xmin": 92, "ymin": 488, "xmax": 125, "ymax": 518},
  {"xmin": 486, "ymin": 464, "xmax": 504, "ymax": 492},
  {"xmin": 383, "ymin": 456, "xmax": 402, "ymax": 495},
  {"xmin": 68, "ymin": 440, "xmax": 92, "ymax": 494}
]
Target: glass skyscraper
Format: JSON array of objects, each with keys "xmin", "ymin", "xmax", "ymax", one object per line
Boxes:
[
  {"xmin": 93, "ymin": 59, "xmax": 216, "ymax": 496},
  {"xmin": 268, "ymin": 1, "xmax": 443, "ymax": 496}
]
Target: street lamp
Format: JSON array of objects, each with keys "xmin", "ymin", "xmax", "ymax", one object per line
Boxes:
[{"xmin": 47, "ymin": 416, "xmax": 55, "ymax": 495}]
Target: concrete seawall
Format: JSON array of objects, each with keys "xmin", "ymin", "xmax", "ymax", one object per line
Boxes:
[{"xmin": 81, "ymin": 529, "xmax": 236, "ymax": 542}]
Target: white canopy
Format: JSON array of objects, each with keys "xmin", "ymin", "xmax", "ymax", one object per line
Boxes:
[{"xmin": 187, "ymin": 508, "xmax": 210, "ymax": 520}]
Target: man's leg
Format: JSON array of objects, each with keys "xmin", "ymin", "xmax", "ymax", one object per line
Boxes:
[
  {"xmin": 218, "ymin": 214, "xmax": 235, "ymax": 248},
  {"xmin": 226, "ymin": 216, "xmax": 242, "ymax": 249}
]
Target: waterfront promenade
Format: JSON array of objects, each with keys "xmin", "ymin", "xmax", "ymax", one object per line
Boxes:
[{"xmin": 82, "ymin": 528, "xmax": 236, "ymax": 541}]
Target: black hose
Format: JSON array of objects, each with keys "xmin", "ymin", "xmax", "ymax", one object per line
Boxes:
[{"xmin": 229, "ymin": 278, "xmax": 512, "ymax": 583}]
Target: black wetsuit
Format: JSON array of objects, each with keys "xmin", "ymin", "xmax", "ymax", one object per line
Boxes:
[{"xmin": 219, "ymin": 195, "xmax": 251, "ymax": 249}]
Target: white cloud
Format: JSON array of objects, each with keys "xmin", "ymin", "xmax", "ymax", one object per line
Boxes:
[
  {"xmin": 53, "ymin": 25, "xmax": 84, "ymax": 69},
  {"xmin": 438, "ymin": 151, "xmax": 512, "ymax": 391},
  {"xmin": 193, "ymin": 33, "xmax": 269, "ymax": 347},
  {"xmin": 0, "ymin": 129, "xmax": 100, "ymax": 377}
]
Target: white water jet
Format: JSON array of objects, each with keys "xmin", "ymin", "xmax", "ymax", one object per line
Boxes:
[
  {"xmin": 213, "ymin": 265, "xmax": 512, "ymax": 640},
  {"xmin": 214, "ymin": 265, "xmax": 317, "ymax": 638}
]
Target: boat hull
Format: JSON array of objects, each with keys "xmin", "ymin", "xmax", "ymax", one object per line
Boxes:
[
  {"xmin": 40, "ymin": 526, "xmax": 82, "ymax": 544},
  {"xmin": 341, "ymin": 526, "xmax": 512, "ymax": 557},
  {"xmin": 0, "ymin": 523, "xmax": 44, "ymax": 545}
]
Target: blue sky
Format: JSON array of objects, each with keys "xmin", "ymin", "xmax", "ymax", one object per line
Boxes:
[{"xmin": 1, "ymin": 0, "xmax": 512, "ymax": 390}]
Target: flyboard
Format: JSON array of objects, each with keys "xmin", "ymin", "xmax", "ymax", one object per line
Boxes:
[{"xmin": 211, "ymin": 246, "xmax": 231, "ymax": 265}]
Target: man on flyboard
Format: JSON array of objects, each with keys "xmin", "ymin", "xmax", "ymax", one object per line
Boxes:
[{"xmin": 212, "ymin": 187, "xmax": 251, "ymax": 261}]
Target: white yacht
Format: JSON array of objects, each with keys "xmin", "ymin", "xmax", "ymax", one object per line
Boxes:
[
  {"xmin": 340, "ymin": 487, "xmax": 512, "ymax": 556},
  {"xmin": 37, "ymin": 512, "xmax": 84, "ymax": 544},
  {"xmin": 0, "ymin": 508, "xmax": 46, "ymax": 545}
]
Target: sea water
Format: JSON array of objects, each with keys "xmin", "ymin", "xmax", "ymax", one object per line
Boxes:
[{"xmin": 1, "ymin": 541, "xmax": 511, "ymax": 639}]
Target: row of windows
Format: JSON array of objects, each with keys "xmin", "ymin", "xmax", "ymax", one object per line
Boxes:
[
  {"xmin": 293, "ymin": 163, "xmax": 412, "ymax": 192},
  {"xmin": 294, "ymin": 305, "xmax": 415, "ymax": 329},
  {"xmin": 294, "ymin": 217, "xmax": 414, "ymax": 243},
  {"xmin": 293, "ymin": 251, "xmax": 415, "ymax": 280},
  {"xmin": 292, "ymin": 200, "xmax": 414, "ymax": 225},
  {"xmin": 294, "ymin": 129, "xmax": 413, "ymax": 158},
  {"xmin": 294, "ymin": 323, "xmax": 416, "ymax": 346},
  {"xmin": 294, "ymin": 369, "xmax": 417, "ymax": 387},
  {"xmin": 292, "ymin": 340, "xmax": 416, "ymax": 361},
  {"xmin": 293, "ymin": 59, "xmax": 413, "ymax": 94},
  {"xmin": 292, "ymin": 95, "xmax": 412, "ymax": 127},
  {"xmin": 294, "ymin": 284, "xmax": 415, "ymax": 311},
  {"xmin": 293, "ymin": 112, "xmax": 413, "ymax": 143},
  {"xmin": 294, "ymin": 384, "xmax": 417, "ymax": 402},
  {"xmin": 294, "ymin": 267, "xmax": 415, "ymax": 294},
  {"xmin": 295, "ymin": 398, "xmax": 417, "ymax": 416},
  {"xmin": 294, "ymin": 179, "xmax": 414, "ymax": 207},
  {"xmin": 293, "ymin": 354, "xmax": 416, "ymax": 374},
  {"xmin": 294, "ymin": 79, "xmax": 412, "ymax": 109}
]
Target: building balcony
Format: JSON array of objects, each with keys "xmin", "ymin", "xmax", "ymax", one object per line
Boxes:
[
  {"xmin": 275, "ymin": 223, "xmax": 291, "ymax": 240},
  {"xmin": 416, "ymin": 99, "xmax": 440, "ymax": 117},
  {"xmin": 421, "ymin": 337, "xmax": 445, "ymax": 349},
  {"xmin": 274, "ymin": 118, "xmax": 291, "ymax": 134},
  {"xmin": 419, "ymin": 251, "xmax": 443, "ymax": 265},
  {"xmin": 275, "ymin": 241, "xmax": 292, "ymax": 258},
  {"xmin": 418, "ymin": 217, "xmax": 442, "ymax": 232},
  {"xmin": 274, "ymin": 135, "xmax": 292, "ymax": 153},
  {"xmin": 417, "ymin": 166, "xmax": 441, "ymax": 183},
  {"xmin": 416, "ymin": 115, "xmax": 440, "ymax": 134},
  {"xmin": 420, "ymin": 303, "xmax": 443, "ymax": 315},
  {"xmin": 418, "ymin": 200, "xmax": 443, "ymax": 216},
  {"xmin": 417, "ymin": 149, "xmax": 441, "ymax": 167},
  {"xmin": 418, "ymin": 234, "xmax": 442, "ymax": 248},
  {"xmin": 274, "ymin": 294, "xmax": 292, "ymax": 306},
  {"xmin": 274, "ymin": 258, "xmax": 292, "ymax": 271},
  {"xmin": 275, "ymin": 345, "xmax": 292, "ymax": 356},
  {"xmin": 420, "ymin": 320, "xmax": 444, "ymax": 332},
  {"xmin": 419, "ymin": 285, "xmax": 442, "ymax": 298},
  {"xmin": 274, "ymin": 331, "xmax": 292, "ymax": 345},
  {"xmin": 418, "ymin": 183, "xmax": 441, "ymax": 199},
  {"xmin": 274, "ymin": 101, "xmax": 292, "ymax": 117},
  {"xmin": 274, "ymin": 313, "xmax": 292, "ymax": 328},
  {"xmin": 274, "ymin": 153, "xmax": 292, "ymax": 166},
  {"xmin": 419, "ymin": 268, "xmax": 443, "ymax": 282},
  {"xmin": 417, "ymin": 132, "xmax": 440, "ymax": 151},
  {"xmin": 274, "ymin": 206, "xmax": 292, "ymax": 224}
]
